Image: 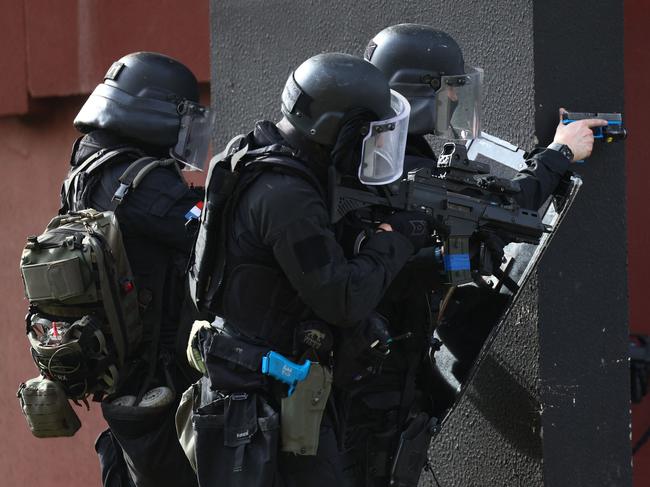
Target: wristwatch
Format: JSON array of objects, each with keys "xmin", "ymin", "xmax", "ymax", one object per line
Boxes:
[{"xmin": 547, "ymin": 142, "xmax": 574, "ymax": 162}]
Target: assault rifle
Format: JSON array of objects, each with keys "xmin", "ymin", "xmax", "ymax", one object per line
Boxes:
[{"xmin": 330, "ymin": 143, "xmax": 548, "ymax": 286}]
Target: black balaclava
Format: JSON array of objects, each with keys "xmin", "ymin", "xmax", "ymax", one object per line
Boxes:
[
  {"xmin": 329, "ymin": 107, "xmax": 377, "ymax": 180},
  {"xmin": 70, "ymin": 129, "xmax": 171, "ymax": 167}
]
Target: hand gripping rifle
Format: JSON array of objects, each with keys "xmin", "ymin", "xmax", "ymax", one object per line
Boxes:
[{"xmin": 330, "ymin": 143, "xmax": 548, "ymax": 286}]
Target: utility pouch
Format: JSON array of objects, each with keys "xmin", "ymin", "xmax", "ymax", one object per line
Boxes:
[
  {"xmin": 191, "ymin": 379, "xmax": 279, "ymax": 487},
  {"xmin": 27, "ymin": 314, "xmax": 117, "ymax": 398},
  {"xmin": 280, "ymin": 362, "xmax": 332, "ymax": 455},
  {"xmin": 389, "ymin": 413, "xmax": 439, "ymax": 487},
  {"xmin": 202, "ymin": 328, "xmax": 269, "ymax": 391},
  {"xmin": 176, "ymin": 377, "xmax": 231, "ymax": 472},
  {"xmin": 224, "ymin": 392, "xmax": 258, "ymax": 454},
  {"xmin": 17, "ymin": 376, "xmax": 81, "ymax": 438},
  {"xmin": 176, "ymin": 382, "xmax": 200, "ymax": 471}
]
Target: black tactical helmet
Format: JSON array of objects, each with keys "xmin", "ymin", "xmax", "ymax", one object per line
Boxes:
[
  {"xmin": 74, "ymin": 52, "xmax": 200, "ymax": 149},
  {"xmin": 365, "ymin": 24, "xmax": 469, "ymax": 135},
  {"xmin": 281, "ymin": 53, "xmax": 393, "ymax": 146}
]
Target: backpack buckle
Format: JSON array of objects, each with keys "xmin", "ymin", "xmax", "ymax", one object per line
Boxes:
[{"xmin": 112, "ymin": 183, "xmax": 129, "ymax": 203}]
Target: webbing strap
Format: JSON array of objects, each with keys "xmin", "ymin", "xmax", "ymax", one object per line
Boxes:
[
  {"xmin": 244, "ymin": 143, "xmax": 295, "ymax": 160},
  {"xmin": 112, "ymin": 157, "xmax": 184, "ymax": 206},
  {"xmin": 233, "ymin": 444, "xmax": 246, "ymax": 473},
  {"xmin": 204, "ymin": 134, "xmax": 247, "ymax": 194},
  {"xmin": 230, "ymin": 141, "xmax": 250, "ymax": 173},
  {"xmin": 85, "ymin": 148, "xmax": 143, "ymax": 175},
  {"xmin": 132, "ymin": 159, "xmax": 182, "ymax": 189},
  {"xmin": 205, "ymin": 134, "xmax": 314, "ymax": 194},
  {"xmin": 61, "ymin": 147, "xmax": 142, "ymax": 213},
  {"xmin": 111, "ymin": 156, "xmax": 157, "ymax": 205}
]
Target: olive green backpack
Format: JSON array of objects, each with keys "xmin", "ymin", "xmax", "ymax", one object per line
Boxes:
[
  {"xmin": 19, "ymin": 149, "xmax": 182, "ymax": 406},
  {"xmin": 20, "ymin": 208, "xmax": 141, "ymax": 400}
]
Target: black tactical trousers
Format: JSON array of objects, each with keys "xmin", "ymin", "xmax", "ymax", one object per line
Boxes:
[
  {"xmin": 278, "ymin": 419, "xmax": 343, "ymax": 487},
  {"xmin": 190, "ymin": 387, "xmax": 342, "ymax": 487},
  {"xmin": 340, "ymin": 405, "xmax": 400, "ymax": 487},
  {"xmin": 96, "ymin": 429, "xmax": 135, "ymax": 487},
  {"xmin": 96, "ymin": 402, "xmax": 198, "ymax": 487}
]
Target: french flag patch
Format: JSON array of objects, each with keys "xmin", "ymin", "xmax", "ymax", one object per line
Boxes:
[{"xmin": 185, "ymin": 201, "xmax": 204, "ymax": 221}]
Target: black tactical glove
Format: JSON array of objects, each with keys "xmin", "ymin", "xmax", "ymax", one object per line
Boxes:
[
  {"xmin": 382, "ymin": 211, "xmax": 435, "ymax": 251},
  {"xmin": 363, "ymin": 312, "xmax": 392, "ymax": 358},
  {"xmin": 334, "ymin": 312, "xmax": 392, "ymax": 388}
]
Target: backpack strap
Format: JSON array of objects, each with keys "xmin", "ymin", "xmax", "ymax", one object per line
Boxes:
[
  {"xmin": 132, "ymin": 158, "xmax": 183, "ymax": 189},
  {"xmin": 245, "ymin": 142, "xmax": 295, "ymax": 160},
  {"xmin": 112, "ymin": 157, "xmax": 182, "ymax": 205},
  {"xmin": 204, "ymin": 134, "xmax": 248, "ymax": 193},
  {"xmin": 61, "ymin": 147, "xmax": 143, "ymax": 214},
  {"xmin": 189, "ymin": 134, "xmax": 249, "ymax": 310},
  {"xmin": 108, "ymin": 157, "xmax": 186, "ymax": 397},
  {"xmin": 222, "ymin": 135, "xmax": 324, "ymax": 198}
]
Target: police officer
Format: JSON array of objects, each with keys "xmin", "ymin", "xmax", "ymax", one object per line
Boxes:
[
  {"xmin": 62, "ymin": 52, "xmax": 208, "ymax": 487},
  {"xmin": 333, "ymin": 24, "xmax": 610, "ymax": 487},
  {"xmin": 190, "ymin": 52, "xmax": 434, "ymax": 487},
  {"xmin": 365, "ymin": 23, "xmax": 607, "ymax": 210}
]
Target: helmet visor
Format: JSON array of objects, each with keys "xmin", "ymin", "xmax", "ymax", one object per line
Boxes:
[
  {"xmin": 359, "ymin": 90, "xmax": 411, "ymax": 185},
  {"xmin": 434, "ymin": 66, "xmax": 483, "ymax": 140},
  {"xmin": 171, "ymin": 101, "xmax": 214, "ymax": 171}
]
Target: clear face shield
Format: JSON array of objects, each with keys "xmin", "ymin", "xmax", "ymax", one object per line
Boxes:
[
  {"xmin": 170, "ymin": 100, "xmax": 214, "ymax": 171},
  {"xmin": 358, "ymin": 90, "xmax": 411, "ymax": 185},
  {"xmin": 434, "ymin": 66, "xmax": 483, "ymax": 140}
]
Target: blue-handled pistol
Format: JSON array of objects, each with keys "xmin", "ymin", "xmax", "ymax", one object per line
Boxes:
[
  {"xmin": 261, "ymin": 351, "xmax": 311, "ymax": 396},
  {"xmin": 561, "ymin": 111, "xmax": 627, "ymax": 143}
]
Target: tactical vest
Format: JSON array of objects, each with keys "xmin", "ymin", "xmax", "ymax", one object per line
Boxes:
[{"xmin": 188, "ymin": 136, "xmax": 324, "ymax": 351}]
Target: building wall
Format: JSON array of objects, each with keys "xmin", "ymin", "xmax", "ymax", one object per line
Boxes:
[
  {"xmin": 532, "ymin": 1, "xmax": 629, "ymax": 484},
  {"xmin": 210, "ymin": 0, "xmax": 536, "ymax": 149},
  {"xmin": 0, "ymin": 96, "xmax": 106, "ymax": 486},
  {"xmin": 0, "ymin": 0, "xmax": 210, "ymax": 115},
  {"xmin": 626, "ymin": 1, "xmax": 650, "ymax": 485}
]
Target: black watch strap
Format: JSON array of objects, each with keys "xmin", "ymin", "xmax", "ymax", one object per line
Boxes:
[{"xmin": 548, "ymin": 142, "xmax": 574, "ymax": 162}]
